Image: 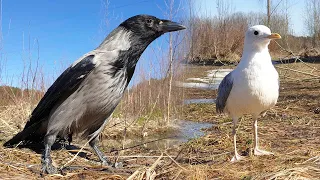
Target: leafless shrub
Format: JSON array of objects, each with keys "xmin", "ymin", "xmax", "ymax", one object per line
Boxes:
[
  {"xmin": 305, "ymin": 0, "xmax": 320, "ymax": 48},
  {"xmin": 185, "ymin": 0, "xmax": 318, "ymax": 63}
]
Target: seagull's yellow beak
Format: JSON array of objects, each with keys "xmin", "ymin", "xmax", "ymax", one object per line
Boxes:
[{"xmin": 267, "ymin": 33, "xmax": 281, "ymax": 39}]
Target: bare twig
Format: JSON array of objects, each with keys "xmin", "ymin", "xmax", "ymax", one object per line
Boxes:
[
  {"xmin": 164, "ymin": 151, "xmax": 188, "ymax": 171},
  {"xmin": 277, "ymin": 66, "xmax": 320, "ymax": 78}
]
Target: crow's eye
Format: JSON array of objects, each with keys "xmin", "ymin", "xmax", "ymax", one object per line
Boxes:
[{"xmin": 254, "ymin": 31, "xmax": 259, "ymax": 35}]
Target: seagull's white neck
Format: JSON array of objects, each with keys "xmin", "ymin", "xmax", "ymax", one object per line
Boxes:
[{"xmin": 237, "ymin": 43, "xmax": 271, "ymax": 69}]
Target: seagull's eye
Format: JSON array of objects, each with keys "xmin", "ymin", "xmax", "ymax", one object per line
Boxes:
[{"xmin": 254, "ymin": 31, "xmax": 259, "ymax": 35}]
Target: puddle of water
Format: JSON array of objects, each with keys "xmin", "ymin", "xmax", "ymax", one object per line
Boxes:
[
  {"xmin": 174, "ymin": 120, "xmax": 212, "ymax": 142},
  {"xmin": 175, "ymin": 81, "xmax": 220, "ymax": 90},
  {"xmin": 176, "ymin": 68, "xmax": 233, "ymax": 90},
  {"xmin": 184, "ymin": 98, "xmax": 216, "ymax": 105},
  {"xmin": 103, "ymin": 120, "xmax": 213, "ymax": 150}
]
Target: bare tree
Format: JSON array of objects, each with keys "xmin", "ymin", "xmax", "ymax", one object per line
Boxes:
[
  {"xmin": 161, "ymin": 0, "xmax": 183, "ymax": 125},
  {"xmin": 305, "ymin": 0, "xmax": 320, "ymax": 48},
  {"xmin": 267, "ymin": 0, "xmax": 271, "ymax": 26}
]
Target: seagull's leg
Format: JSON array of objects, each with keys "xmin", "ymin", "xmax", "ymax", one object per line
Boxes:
[
  {"xmin": 41, "ymin": 133, "xmax": 58, "ymax": 174},
  {"xmin": 89, "ymin": 136, "xmax": 110, "ymax": 166},
  {"xmin": 231, "ymin": 117, "xmax": 244, "ymax": 162},
  {"xmin": 253, "ymin": 116, "xmax": 273, "ymax": 156}
]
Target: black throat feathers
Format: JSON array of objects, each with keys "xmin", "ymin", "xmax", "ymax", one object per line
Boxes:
[{"xmin": 109, "ymin": 35, "xmax": 156, "ymax": 86}]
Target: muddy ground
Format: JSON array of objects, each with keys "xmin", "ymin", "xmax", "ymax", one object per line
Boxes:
[{"xmin": 0, "ymin": 62, "xmax": 320, "ymax": 179}]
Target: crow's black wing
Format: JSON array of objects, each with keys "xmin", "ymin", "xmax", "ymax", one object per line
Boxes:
[
  {"xmin": 4, "ymin": 55, "xmax": 95, "ymax": 146},
  {"xmin": 26, "ymin": 54, "xmax": 96, "ymax": 128}
]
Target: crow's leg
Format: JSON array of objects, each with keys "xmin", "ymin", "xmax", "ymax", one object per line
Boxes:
[
  {"xmin": 41, "ymin": 133, "xmax": 58, "ymax": 174},
  {"xmin": 68, "ymin": 134, "xmax": 73, "ymax": 146},
  {"xmin": 89, "ymin": 136, "xmax": 110, "ymax": 166}
]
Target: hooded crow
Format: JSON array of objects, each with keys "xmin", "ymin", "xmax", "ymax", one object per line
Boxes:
[{"xmin": 4, "ymin": 14, "xmax": 186, "ymax": 174}]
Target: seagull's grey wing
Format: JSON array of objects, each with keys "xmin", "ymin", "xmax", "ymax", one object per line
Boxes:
[
  {"xmin": 24, "ymin": 55, "xmax": 96, "ymax": 129},
  {"xmin": 216, "ymin": 72, "xmax": 233, "ymax": 113}
]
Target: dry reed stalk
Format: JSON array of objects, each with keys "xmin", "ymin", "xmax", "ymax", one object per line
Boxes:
[
  {"xmin": 300, "ymin": 156, "xmax": 320, "ymax": 164},
  {"xmin": 127, "ymin": 153, "xmax": 163, "ymax": 180},
  {"xmin": 173, "ymin": 169, "xmax": 183, "ymax": 180}
]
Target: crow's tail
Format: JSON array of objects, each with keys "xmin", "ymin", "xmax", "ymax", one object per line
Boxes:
[{"xmin": 3, "ymin": 122, "xmax": 42, "ymax": 147}]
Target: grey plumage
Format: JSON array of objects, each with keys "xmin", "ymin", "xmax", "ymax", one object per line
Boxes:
[
  {"xmin": 216, "ymin": 72, "xmax": 233, "ymax": 113},
  {"xmin": 4, "ymin": 14, "xmax": 185, "ymax": 174}
]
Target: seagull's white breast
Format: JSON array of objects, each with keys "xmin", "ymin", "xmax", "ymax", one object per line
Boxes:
[{"xmin": 226, "ymin": 52, "xmax": 279, "ymax": 117}]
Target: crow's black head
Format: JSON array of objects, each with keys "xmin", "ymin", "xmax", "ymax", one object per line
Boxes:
[
  {"xmin": 104, "ymin": 15, "xmax": 185, "ymax": 85},
  {"xmin": 120, "ymin": 14, "xmax": 185, "ymax": 41}
]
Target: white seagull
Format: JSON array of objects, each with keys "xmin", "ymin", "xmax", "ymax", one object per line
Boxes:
[{"xmin": 216, "ymin": 25, "xmax": 281, "ymax": 162}]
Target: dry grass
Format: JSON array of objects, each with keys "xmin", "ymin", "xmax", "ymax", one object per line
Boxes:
[{"xmin": 0, "ymin": 62, "xmax": 320, "ymax": 179}]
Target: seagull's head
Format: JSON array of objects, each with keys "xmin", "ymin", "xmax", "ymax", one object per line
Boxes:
[
  {"xmin": 244, "ymin": 25, "xmax": 281, "ymax": 51},
  {"xmin": 120, "ymin": 14, "xmax": 186, "ymax": 42}
]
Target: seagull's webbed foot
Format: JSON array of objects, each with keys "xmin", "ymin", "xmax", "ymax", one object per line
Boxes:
[
  {"xmin": 254, "ymin": 148, "xmax": 274, "ymax": 156},
  {"xmin": 231, "ymin": 152, "xmax": 245, "ymax": 162}
]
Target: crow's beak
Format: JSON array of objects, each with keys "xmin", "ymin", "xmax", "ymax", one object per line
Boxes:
[
  {"xmin": 160, "ymin": 20, "xmax": 186, "ymax": 32},
  {"xmin": 267, "ymin": 33, "xmax": 281, "ymax": 39}
]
